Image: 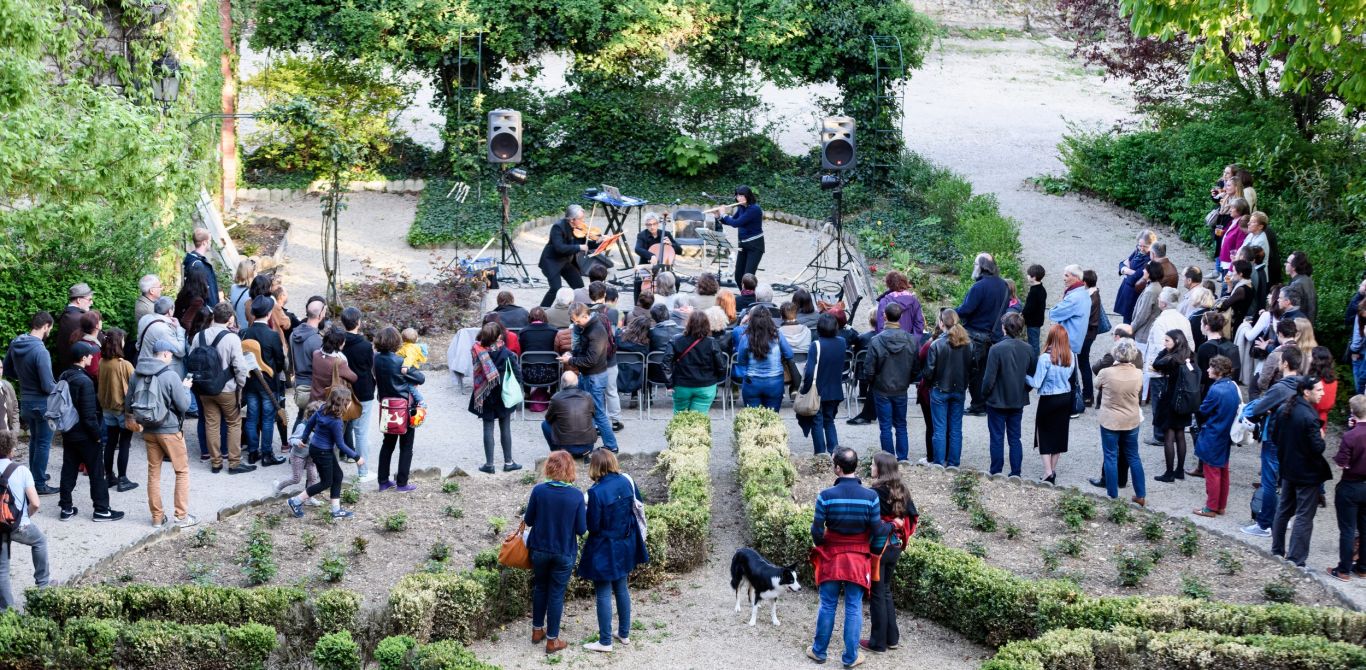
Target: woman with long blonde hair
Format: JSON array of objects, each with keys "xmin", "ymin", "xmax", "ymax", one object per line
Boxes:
[
  {"xmin": 1026, "ymin": 325, "xmax": 1076, "ymax": 483},
  {"xmin": 924, "ymin": 309, "xmax": 971, "ymax": 466}
]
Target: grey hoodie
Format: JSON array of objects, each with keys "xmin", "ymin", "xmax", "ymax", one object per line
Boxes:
[
  {"xmin": 3, "ymin": 334, "xmax": 55, "ymax": 402},
  {"xmin": 867, "ymin": 327, "xmax": 922, "ymax": 395},
  {"xmin": 290, "ymin": 321, "xmax": 322, "ymax": 386},
  {"xmin": 133, "ymin": 358, "xmax": 191, "ymax": 434}
]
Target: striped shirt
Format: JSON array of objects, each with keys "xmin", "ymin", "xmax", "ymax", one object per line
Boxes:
[{"xmin": 812, "ymin": 476, "xmax": 884, "ymax": 549}]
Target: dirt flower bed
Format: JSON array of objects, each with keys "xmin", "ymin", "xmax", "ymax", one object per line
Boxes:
[
  {"xmin": 341, "ymin": 258, "xmax": 486, "ymax": 344},
  {"xmin": 231, "ymin": 215, "xmax": 290, "ymax": 258},
  {"xmin": 78, "ymin": 454, "xmax": 662, "ymax": 608},
  {"xmin": 790, "ymin": 458, "xmax": 1340, "ymax": 607}
]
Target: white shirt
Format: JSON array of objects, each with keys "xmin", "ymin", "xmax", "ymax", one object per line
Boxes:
[
  {"xmin": 1145, "ymin": 308, "xmax": 1194, "ymax": 374},
  {"xmin": 0, "ymin": 459, "xmax": 35, "ymax": 526}
]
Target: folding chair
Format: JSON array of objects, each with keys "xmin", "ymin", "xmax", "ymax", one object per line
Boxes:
[
  {"xmin": 518, "ymin": 351, "xmax": 561, "ymax": 420},
  {"xmin": 615, "ymin": 351, "xmax": 647, "ymax": 420},
  {"xmin": 645, "ymin": 351, "xmax": 670, "ymax": 419}
]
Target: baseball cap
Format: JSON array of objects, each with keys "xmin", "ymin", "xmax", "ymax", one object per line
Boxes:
[{"xmin": 70, "ymin": 341, "xmax": 99, "ymax": 360}]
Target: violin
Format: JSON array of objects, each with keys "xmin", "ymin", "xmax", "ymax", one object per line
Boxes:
[{"xmin": 572, "ymin": 218, "xmax": 603, "ymax": 241}]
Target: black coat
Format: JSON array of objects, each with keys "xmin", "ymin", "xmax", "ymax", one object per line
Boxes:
[
  {"xmin": 1274, "ymin": 397, "xmax": 1332, "ymax": 485},
  {"xmin": 491, "ymin": 305, "xmax": 531, "ymax": 330},
  {"xmin": 616, "ymin": 339, "xmax": 649, "ymax": 394},
  {"xmin": 342, "ymin": 333, "xmax": 377, "ymax": 401},
  {"xmin": 634, "ymin": 229, "xmax": 681, "ymax": 265},
  {"xmin": 670, "ymin": 334, "xmax": 726, "ymax": 388},
  {"xmin": 538, "ymin": 219, "xmax": 583, "ymax": 277},
  {"xmin": 374, "ymin": 352, "xmax": 424, "ymax": 401},
  {"xmin": 519, "ymin": 322, "xmax": 559, "ymax": 353},
  {"xmin": 982, "ymin": 338, "xmax": 1036, "ymax": 409},
  {"xmin": 60, "ymin": 367, "xmax": 101, "ymax": 443},
  {"xmin": 468, "ymin": 347, "xmax": 520, "ymax": 419},
  {"xmin": 242, "ymin": 322, "xmax": 286, "ymax": 394}
]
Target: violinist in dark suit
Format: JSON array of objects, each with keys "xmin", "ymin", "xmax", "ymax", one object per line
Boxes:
[
  {"xmin": 538, "ymin": 204, "xmax": 594, "ymax": 307},
  {"xmin": 634, "ymin": 213, "xmax": 682, "ymax": 266}
]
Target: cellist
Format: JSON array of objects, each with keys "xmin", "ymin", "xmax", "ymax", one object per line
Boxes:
[{"xmin": 633, "ymin": 213, "xmax": 682, "ymax": 267}]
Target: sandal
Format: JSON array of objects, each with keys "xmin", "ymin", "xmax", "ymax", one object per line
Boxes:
[{"xmin": 1193, "ymin": 507, "xmax": 1217, "ymax": 518}]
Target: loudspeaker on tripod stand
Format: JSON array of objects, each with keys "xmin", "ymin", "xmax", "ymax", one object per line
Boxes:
[
  {"xmin": 487, "ymin": 109, "xmax": 522, "ymax": 164},
  {"xmin": 820, "ymin": 116, "xmax": 856, "ymax": 171}
]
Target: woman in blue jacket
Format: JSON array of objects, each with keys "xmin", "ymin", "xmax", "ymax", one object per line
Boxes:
[
  {"xmin": 1115, "ymin": 230, "xmax": 1155, "ymax": 323},
  {"xmin": 708, "ymin": 185, "xmax": 763, "ymax": 285},
  {"xmin": 578, "ymin": 449, "xmax": 649, "ymax": 653},
  {"xmin": 1026, "ymin": 325, "xmax": 1077, "ymax": 484},
  {"xmin": 735, "ymin": 308, "xmax": 792, "ymax": 411},
  {"xmin": 525, "ymin": 451, "xmax": 587, "ymax": 655},
  {"xmin": 1194, "ymin": 356, "xmax": 1240, "ymax": 517},
  {"xmin": 800, "ymin": 314, "xmax": 848, "ymax": 455}
]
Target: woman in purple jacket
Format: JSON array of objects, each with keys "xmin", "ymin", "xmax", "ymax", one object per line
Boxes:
[{"xmin": 875, "ymin": 271, "xmax": 924, "ymax": 336}]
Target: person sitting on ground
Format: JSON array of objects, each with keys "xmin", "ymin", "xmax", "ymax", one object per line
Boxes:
[
  {"xmin": 1271, "ymin": 376, "xmax": 1331, "ymax": 567},
  {"xmin": 525, "ymin": 450, "xmax": 587, "ymax": 655},
  {"xmin": 545, "ymin": 288, "xmax": 575, "ymax": 329},
  {"xmin": 578, "ymin": 448, "xmax": 649, "ymax": 654},
  {"xmin": 630, "ymin": 291, "xmax": 654, "ymax": 325},
  {"xmin": 490, "ymin": 291, "xmax": 531, "ymax": 330},
  {"xmin": 543, "ymin": 372, "xmax": 598, "ymax": 457},
  {"xmin": 0, "ymin": 429, "xmax": 47, "ymax": 610},
  {"xmin": 286, "ymin": 388, "xmax": 362, "ymax": 519},
  {"xmin": 1329, "ymin": 394, "xmax": 1366, "ymax": 581},
  {"xmin": 806, "ymin": 446, "xmax": 885, "ymax": 668},
  {"xmin": 574, "ymin": 264, "xmax": 610, "ymax": 306},
  {"xmin": 735, "ymin": 274, "xmax": 758, "ymax": 313},
  {"xmin": 691, "ymin": 273, "xmax": 721, "ymax": 312},
  {"xmin": 469, "ymin": 323, "xmax": 523, "ymax": 474},
  {"xmin": 779, "ymin": 302, "xmax": 811, "ymax": 354}
]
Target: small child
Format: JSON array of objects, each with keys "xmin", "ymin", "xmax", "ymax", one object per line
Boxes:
[
  {"xmin": 1023, "ymin": 264, "xmax": 1047, "ymax": 355},
  {"xmin": 396, "ymin": 328, "xmax": 429, "ymax": 408},
  {"xmin": 275, "ymin": 401, "xmax": 323, "ymax": 504},
  {"xmin": 287, "ymin": 388, "xmax": 362, "ymax": 519}
]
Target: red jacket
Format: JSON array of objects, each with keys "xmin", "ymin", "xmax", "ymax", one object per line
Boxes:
[{"xmin": 810, "ymin": 531, "xmax": 872, "ymax": 590}]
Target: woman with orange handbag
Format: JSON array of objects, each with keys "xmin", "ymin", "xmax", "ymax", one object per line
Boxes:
[{"xmin": 524, "ymin": 451, "xmax": 586, "ymax": 655}]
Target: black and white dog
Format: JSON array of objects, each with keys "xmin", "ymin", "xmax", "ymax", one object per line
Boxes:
[{"xmin": 730, "ymin": 547, "xmax": 801, "ymax": 626}]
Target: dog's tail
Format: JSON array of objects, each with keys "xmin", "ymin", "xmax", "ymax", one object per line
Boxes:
[{"xmin": 729, "ymin": 549, "xmax": 744, "ymax": 591}]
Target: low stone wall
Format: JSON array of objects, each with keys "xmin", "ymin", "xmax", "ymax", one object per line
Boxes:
[{"xmin": 237, "ymin": 178, "xmax": 427, "ymax": 202}]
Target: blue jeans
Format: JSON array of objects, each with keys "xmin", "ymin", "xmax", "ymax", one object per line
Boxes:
[
  {"xmin": 1101, "ymin": 426, "xmax": 1146, "ymax": 499},
  {"xmin": 344, "ymin": 399, "xmax": 376, "ymax": 477},
  {"xmin": 742, "ymin": 375, "xmax": 785, "ymax": 412},
  {"xmin": 242, "ymin": 389, "xmax": 276, "ymax": 457},
  {"xmin": 1354, "ymin": 357, "xmax": 1366, "ymax": 395},
  {"xmin": 810, "ymin": 400, "xmax": 841, "ymax": 455},
  {"xmin": 812, "ymin": 580, "xmax": 863, "ymax": 666},
  {"xmin": 1257, "ymin": 439, "xmax": 1281, "ymax": 529},
  {"xmin": 929, "ymin": 388, "xmax": 965, "ymax": 466},
  {"xmin": 541, "ymin": 420, "xmax": 593, "ymax": 456},
  {"xmin": 593, "ymin": 577, "xmax": 631, "ymax": 645},
  {"xmin": 874, "ymin": 392, "xmax": 909, "ymax": 460},
  {"xmin": 579, "ymin": 371, "xmax": 617, "ymax": 451},
  {"xmin": 987, "ymin": 407, "xmax": 1023, "ymax": 476},
  {"xmin": 531, "ymin": 549, "xmax": 574, "ymax": 639},
  {"xmin": 1027, "ymin": 327, "xmax": 1041, "ymax": 355},
  {"xmin": 19, "ymin": 400, "xmax": 52, "ymax": 484}
]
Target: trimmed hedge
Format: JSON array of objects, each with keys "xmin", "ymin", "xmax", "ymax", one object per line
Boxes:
[
  {"xmin": 648, "ymin": 411, "xmax": 713, "ymax": 571},
  {"xmin": 0, "ymin": 610, "xmax": 276, "ymax": 670},
  {"xmin": 983, "ymin": 626, "xmax": 1366, "ymax": 670},
  {"xmin": 728, "ymin": 411, "xmax": 1366, "ymax": 650},
  {"xmin": 25, "ymin": 585, "xmax": 307, "ymax": 630},
  {"xmin": 375, "ymin": 635, "xmax": 498, "ymax": 670}
]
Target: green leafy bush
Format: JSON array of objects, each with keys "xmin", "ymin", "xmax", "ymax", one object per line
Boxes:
[
  {"xmin": 352, "ymin": 535, "xmax": 369, "ymax": 554},
  {"xmin": 341, "ymin": 487, "xmax": 360, "ymax": 505},
  {"xmin": 1141, "ymin": 518, "xmax": 1165, "ymax": 542},
  {"xmin": 1107, "ymin": 500, "xmax": 1134, "ymax": 525},
  {"xmin": 1177, "ymin": 522, "xmax": 1200, "ymax": 557},
  {"xmin": 375, "ymin": 635, "xmax": 419, "ymax": 670},
  {"xmin": 442, "ymin": 481, "xmax": 461, "ymax": 495},
  {"xmin": 311, "ymin": 630, "xmax": 361, "ymax": 670},
  {"xmin": 662, "ymin": 136, "xmax": 720, "ymax": 177},
  {"xmin": 969, "ymin": 505, "xmax": 998, "ymax": 533},
  {"xmin": 965, "ymin": 541, "xmax": 988, "ymax": 558},
  {"xmin": 1216, "ymin": 549, "xmax": 1243, "ymax": 576},
  {"xmin": 1116, "ymin": 549, "xmax": 1155, "ymax": 587},
  {"xmin": 240, "ymin": 521, "xmax": 277, "ymax": 585},
  {"xmin": 1056, "ymin": 490, "xmax": 1097, "ymax": 531},
  {"xmin": 313, "ymin": 589, "xmax": 360, "ymax": 634},
  {"xmin": 984, "ymin": 626, "xmax": 1366, "ymax": 670},
  {"xmin": 0, "ymin": 610, "xmax": 276, "ymax": 670},
  {"xmin": 319, "ymin": 552, "xmax": 348, "ymax": 583},
  {"xmin": 26, "ymin": 585, "xmax": 306, "ymax": 630},
  {"xmin": 1181, "ymin": 575, "xmax": 1212, "ymax": 600},
  {"xmin": 383, "ymin": 511, "xmax": 409, "ymax": 532},
  {"xmin": 1264, "ymin": 579, "xmax": 1297, "ymax": 604}
]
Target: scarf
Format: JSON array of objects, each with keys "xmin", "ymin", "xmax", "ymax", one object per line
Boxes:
[{"xmin": 470, "ymin": 345, "xmax": 501, "ymax": 412}]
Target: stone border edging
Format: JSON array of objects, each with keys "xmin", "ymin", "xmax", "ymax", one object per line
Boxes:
[
  {"xmin": 237, "ymin": 179, "xmax": 427, "ymax": 202},
  {"xmin": 926, "ymin": 462, "xmax": 1359, "ymax": 612},
  {"xmin": 65, "ymin": 465, "xmax": 452, "ymax": 587}
]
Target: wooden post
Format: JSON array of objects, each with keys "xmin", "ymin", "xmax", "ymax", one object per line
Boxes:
[{"xmin": 218, "ymin": 0, "xmax": 238, "ymax": 211}]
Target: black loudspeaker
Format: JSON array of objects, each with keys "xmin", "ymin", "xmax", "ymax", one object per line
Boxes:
[
  {"xmin": 487, "ymin": 109, "xmax": 522, "ymax": 164},
  {"xmin": 820, "ymin": 116, "xmax": 856, "ymax": 170}
]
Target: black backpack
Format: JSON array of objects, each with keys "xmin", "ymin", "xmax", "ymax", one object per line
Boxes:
[
  {"xmin": 186, "ymin": 331, "xmax": 233, "ymax": 396},
  {"xmin": 1171, "ymin": 360, "xmax": 1202, "ymax": 415},
  {"xmin": 1216, "ymin": 340, "xmax": 1242, "ymax": 381}
]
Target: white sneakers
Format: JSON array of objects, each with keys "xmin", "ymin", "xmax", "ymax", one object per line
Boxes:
[
  {"xmin": 355, "ymin": 472, "xmax": 378, "ymax": 483},
  {"xmin": 583, "ymin": 641, "xmax": 613, "ymax": 653}
]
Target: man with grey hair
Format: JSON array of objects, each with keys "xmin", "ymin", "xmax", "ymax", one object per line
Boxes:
[
  {"xmin": 746, "ymin": 283, "xmax": 781, "ymax": 320},
  {"xmin": 1048, "ymin": 264, "xmax": 1089, "ymax": 356},
  {"xmin": 1143, "ymin": 287, "xmax": 1192, "ymax": 445},
  {"xmin": 1139, "ymin": 242, "xmax": 1178, "ymax": 291},
  {"xmin": 135, "ymin": 274, "xmax": 163, "ymax": 325},
  {"xmin": 634, "ymin": 211, "xmax": 681, "ymax": 266},
  {"xmin": 289, "ymin": 296, "xmax": 327, "ymax": 423},
  {"xmin": 957, "ymin": 252, "xmax": 1009, "ymax": 414},
  {"xmin": 538, "ymin": 203, "xmax": 592, "ymax": 307},
  {"xmin": 137, "ymin": 297, "xmax": 186, "ymax": 367}
]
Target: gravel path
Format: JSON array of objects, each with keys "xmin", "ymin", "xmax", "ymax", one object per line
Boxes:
[{"xmin": 18, "ymin": 21, "xmax": 1355, "ymax": 656}]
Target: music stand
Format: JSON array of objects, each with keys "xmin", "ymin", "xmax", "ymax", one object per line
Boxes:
[
  {"xmin": 695, "ymin": 227, "xmax": 733, "ymax": 276},
  {"xmin": 585, "ymin": 189, "xmax": 647, "ymax": 269}
]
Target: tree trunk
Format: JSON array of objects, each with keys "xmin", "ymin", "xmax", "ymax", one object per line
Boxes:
[{"xmin": 219, "ymin": 0, "xmax": 238, "ymax": 211}]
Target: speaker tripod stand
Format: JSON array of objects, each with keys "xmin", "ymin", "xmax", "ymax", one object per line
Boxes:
[{"xmin": 494, "ymin": 168, "xmax": 539, "ymax": 287}]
